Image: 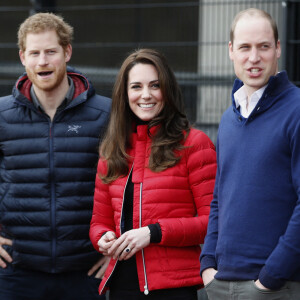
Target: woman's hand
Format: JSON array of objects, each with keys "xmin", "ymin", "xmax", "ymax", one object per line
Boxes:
[
  {"xmin": 108, "ymin": 227, "xmax": 151, "ymax": 261},
  {"xmin": 97, "ymin": 231, "xmax": 117, "ymax": 256}
]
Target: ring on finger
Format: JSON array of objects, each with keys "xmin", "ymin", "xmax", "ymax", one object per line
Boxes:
[{"xmin": 125, "ymin": 247, "xmax": 131, "ymax": 253}]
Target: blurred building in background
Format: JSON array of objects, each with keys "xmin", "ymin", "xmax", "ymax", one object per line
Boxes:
[{"xmin": 0, "ymin": 0, "xmax": 299, "ymax": 143}]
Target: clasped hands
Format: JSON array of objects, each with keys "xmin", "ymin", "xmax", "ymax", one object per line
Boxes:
[{"xmin": 98, "ymin": 227, "xmax": 151, "ymax": 261}]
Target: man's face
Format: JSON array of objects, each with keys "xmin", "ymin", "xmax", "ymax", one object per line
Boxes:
[
  {"xmin": 19, "ymin": 30, "xmax": 72, "ymax": 93},
  {"xmin": 229, "ymin": 16, "xmax": 281, "ymax": 97}
]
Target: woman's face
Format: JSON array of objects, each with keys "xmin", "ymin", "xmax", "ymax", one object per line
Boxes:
[{"xmin": 127, "ymin": 63, "xmax": 164, "ymax": 121}]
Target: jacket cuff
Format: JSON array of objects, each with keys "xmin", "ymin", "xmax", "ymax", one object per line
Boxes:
[
  {"xmin": 148, "ymin": 223, "xmax": 162, "ymax": 243},
  {"xmin": 259, "ymin": 266, "xmax": 285, "ymax": 290},
  {"xmin": 200, "ymin": 255, "xmax": 217, "ymax": 277}
]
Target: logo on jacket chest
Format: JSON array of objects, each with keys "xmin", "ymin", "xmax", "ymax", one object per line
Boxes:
[{"xmin": 67, "ymin": 125, "xmax": 82, "ymax": 134}]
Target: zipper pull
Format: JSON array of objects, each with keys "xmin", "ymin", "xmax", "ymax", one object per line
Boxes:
[{"xmin": 144, "ymin": 286, "xmax": 149, "ymax": 295}]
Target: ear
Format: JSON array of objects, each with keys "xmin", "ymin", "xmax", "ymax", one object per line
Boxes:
[
  {"xmin": 276, "ymin": 40, "xmax": 281, "ymax": 59},
  {"xmin": 64, "ymin": 44, "xmax": 72, "ymax": 63},
  {"xmin": 228, "ymin": 41, "xmax": 234, "ymax": 61},
  {"xmin": 19, "ymin": 50, "xmax": 26, "ymax": 66}
]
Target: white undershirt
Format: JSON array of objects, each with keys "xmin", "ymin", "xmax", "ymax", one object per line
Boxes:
[{"xmin": 234, "ymin": 85, "xmax": 267, "ymax": 118}]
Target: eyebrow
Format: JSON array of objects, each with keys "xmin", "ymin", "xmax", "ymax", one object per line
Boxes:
[
  {"xmin": 27, "ymin": 46, "xmax": 59, "ymax": 52},
  {"xmin": 237, "ymin": 41, "xmax": 272, "ymax": 46},
  {"xmin": 129, "ymin": 79, "xmax": 159, "ymax": 85}
]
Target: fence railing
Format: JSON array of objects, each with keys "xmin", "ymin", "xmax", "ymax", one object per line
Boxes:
[{"xmin": 0, "ymin": 0, "xmax": 298, "ymax": 143}]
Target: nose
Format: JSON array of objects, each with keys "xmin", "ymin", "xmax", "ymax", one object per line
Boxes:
[
  {"xmin": 142, "ymin": 87, "xmax": 151, "ymax": 100},
  {"xmin": 249, "ymin": 47, "xmax": 260, "ymax": 63},
  {"xmin": 38, "ymin": 53, "xmax": 48, "ymax": 66}
]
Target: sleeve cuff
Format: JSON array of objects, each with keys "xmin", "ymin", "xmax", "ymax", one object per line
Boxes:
[
  {"xmin": 200, "ymin": 255, "xmax": 217, "ymax": 277},
  {"xmin": 259, "ymin": 266, "xmax": 285, "ymax": 290},
  {"xmin": 148, "ymin": 223, "xmax": 162, "ymax": 243}
]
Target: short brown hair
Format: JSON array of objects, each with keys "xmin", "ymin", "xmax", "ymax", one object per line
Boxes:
[
  {"xmin": 230, "ymin": 8, "xmax": 278, "ymax": 45},
  {"xmin": 18, "ymin": 12, "xmax": 73, "ymax": 52}
]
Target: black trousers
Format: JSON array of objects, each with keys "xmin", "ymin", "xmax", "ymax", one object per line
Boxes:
[{"xmin": 0, "ymin": 263, "xmax": 105, "ymax": 300}]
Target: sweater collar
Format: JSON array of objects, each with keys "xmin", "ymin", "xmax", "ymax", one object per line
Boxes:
[{"xmin": 231, "ymin": 71, "xmax": 292, "ymax": 117}]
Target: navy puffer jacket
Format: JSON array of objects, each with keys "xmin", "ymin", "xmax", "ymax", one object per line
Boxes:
[{"xmin": 0, "ymin": 67, "xmax": 111, "ymax": 273}]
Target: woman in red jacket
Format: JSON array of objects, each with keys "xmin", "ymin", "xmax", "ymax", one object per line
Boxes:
[{"xmin": 89, "ymin": 48, "xmax": 216, "ymax": 300}]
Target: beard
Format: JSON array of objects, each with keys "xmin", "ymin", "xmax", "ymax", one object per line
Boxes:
[{"xmin": 26, "ymin": 63, "xmax": 67, "ymax": 93}]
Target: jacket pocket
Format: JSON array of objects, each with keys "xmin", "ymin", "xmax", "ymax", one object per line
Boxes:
[
  {"xmin": 204, "ymin": 277, "xmax": 216, "ymax": 288},
  {"xmin": 251, "ymin": 281, "xmax": 289, "ymax": 299}
]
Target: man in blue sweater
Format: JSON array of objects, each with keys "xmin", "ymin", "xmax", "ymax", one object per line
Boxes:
[
  {"xmin": 0, "ymin": 13, "xmax": 110, "ymax": 299},
  {"xmin": 200, "ymin": 8, "xmax": 300, "ymax": 300}
]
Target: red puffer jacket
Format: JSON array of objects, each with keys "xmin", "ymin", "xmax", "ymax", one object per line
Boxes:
[{"xmin": 90, "ymin": 125, "xmax": 216, "ymax": 295}]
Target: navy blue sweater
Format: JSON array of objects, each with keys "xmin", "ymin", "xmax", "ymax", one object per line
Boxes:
[
  {"xmin": 200, "ymin": 71, "xmax": 300, "ymax": 289},
  {"xmin": 0, "ymin": 67, "xmax": 111, "ymax": 273}
]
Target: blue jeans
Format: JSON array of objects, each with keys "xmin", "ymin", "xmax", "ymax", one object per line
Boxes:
[
  {"xmin": 0, "ymin": 264, "xmax": 105, "ymax": 300},
  {"xmin": 205, "ymin": 278, "xmax": 300, "ymax": 300}
]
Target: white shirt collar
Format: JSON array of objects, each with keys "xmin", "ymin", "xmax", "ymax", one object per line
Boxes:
[{"xmin": 234, "ymin": 85, "xmax": 267, "ymax": 118}]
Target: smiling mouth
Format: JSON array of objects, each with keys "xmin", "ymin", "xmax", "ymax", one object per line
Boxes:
[
  {"xmin": 38, "ymin": 71, "xmax": 53, "ymax": 77},
  {"xmin": 249, "ymin": 68, "xmax": 261, "ymax": 74},
  {"xmin": 139, "ymin": 103, "xmax": 155, "ymax": 108}
]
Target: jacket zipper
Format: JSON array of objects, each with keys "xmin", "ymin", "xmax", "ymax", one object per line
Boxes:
[
  {"xmin": 139, "ymin": 182, "xmax": 149, "ymax": 295},
  {"xmin": 100, "ymin": 165, "xmax": 134, "ymax": 294},
  {"xmin": 49, "ymin": 121, "xmax": 56, "ymax": 272}
]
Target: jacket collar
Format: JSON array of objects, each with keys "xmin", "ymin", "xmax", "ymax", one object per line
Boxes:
[
  {"xmin": 130, "ymin": 123, "xmax": 160, "ymax": 145},
  {"xmin": 13, "ymin": 66, "xmax": 95, "ymax": 108}
]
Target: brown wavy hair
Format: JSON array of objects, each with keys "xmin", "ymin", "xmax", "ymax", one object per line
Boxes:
[{"xmin": 100, "ymin": 48, "xmax": 190, "ymax": 183}]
